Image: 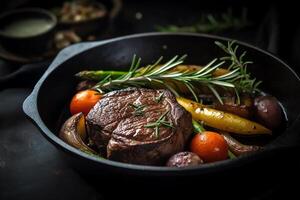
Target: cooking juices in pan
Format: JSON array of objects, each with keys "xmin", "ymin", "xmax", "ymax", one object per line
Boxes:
[{"xmin": 58, "ymin": 40, "xmax": 286, "ymax": 167}]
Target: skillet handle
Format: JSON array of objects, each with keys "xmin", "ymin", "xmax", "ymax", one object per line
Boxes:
[
  {"xmin": 22, "ymin": 41, "xmax": 106, "ymax": 124},
  {"xmin": 23, "ymin": 91, "xmax": 39, "ymax": 123}
]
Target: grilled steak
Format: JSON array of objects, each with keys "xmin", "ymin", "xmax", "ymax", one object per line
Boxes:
[{"xmin": 86, "ymin": 88, "xmax": 193, "ymax": 165}]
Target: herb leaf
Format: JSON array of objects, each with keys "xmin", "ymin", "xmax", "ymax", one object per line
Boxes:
[
  {"xmin": 144, "ymin": 110, "xmax": 174, "ymax": 138},
  {"xmin": 129, "ymin": 103, "xmax": 147, "ymax": 116},
  {"xmin": 214, "ymin": 40, "xmax": 262, "ymax": 102},
  {"xmin": 155, "ymin": 8, "xmax": 250, "ymax": 34},
  {"xmin": 154, "ymin": 92, "xmax": 164, "ymax": 103},
  {"xmin": 82, "ymin": 41, "xmax": 261, "ymax": 105}
]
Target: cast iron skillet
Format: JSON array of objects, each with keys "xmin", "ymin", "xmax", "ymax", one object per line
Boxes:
[{"xmin": 23, "ymin": 33, "xmax": 300, "ymax": 179}]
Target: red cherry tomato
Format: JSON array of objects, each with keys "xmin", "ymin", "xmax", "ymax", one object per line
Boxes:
[
  {"xmin": 190, "ymin": 131, "xmax": 228, "ymax": 163},
  {"xmin": 70, "ymin": 89, "xmax": 102, "ymax": 116}
]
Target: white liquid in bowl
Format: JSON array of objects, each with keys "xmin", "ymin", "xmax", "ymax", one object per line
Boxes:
[{"xmin": 2, "ymin": 18, "xmax": 54, "ymax": 37}]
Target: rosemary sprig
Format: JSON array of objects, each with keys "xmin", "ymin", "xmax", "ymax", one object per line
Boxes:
[
  {"xmin": 155, "ymin": 8, "xmax": 250, "ymax": 34},
  {"xmin": 129, "ymin": 103, "xmax": 147, "ymax": 116},
  {"xmin": 93, "ymin": 54, "xmax": 237, "ymax": 104},
  {"xmin": 86, "ymin": 41, "xmax": 261, "ymax": 105},
  {"xmin": 154, "ymin": 92, "xmax": 164, "ymax": 103},
  {"xmin": 215, "ymin": 40, "xmax": 262, "ymax": 103},
  {"xmin": 144, "ymin": 110, "xmax": 174, "ymax": 138}
]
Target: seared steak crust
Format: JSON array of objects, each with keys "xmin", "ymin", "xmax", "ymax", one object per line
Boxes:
[{"xmin": 86, "ymin": 88, "xmax": 192, "ymax": 165}]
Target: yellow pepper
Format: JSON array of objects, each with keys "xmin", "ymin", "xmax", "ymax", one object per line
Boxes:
[
  {"xmin": 170, "ymin": 65, "xmax": 229, "ymax": 77},
  {"xmin": 176, "ymin": 97, "xmax": 272, "ymax": 135}
]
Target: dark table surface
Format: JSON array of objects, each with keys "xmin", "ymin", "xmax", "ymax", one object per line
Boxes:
[{"xmin": 1, "ymin": 1, "xmax": 300, "ymax": 200}]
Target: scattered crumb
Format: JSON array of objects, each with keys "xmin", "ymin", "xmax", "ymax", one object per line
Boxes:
[{"xmin": 87, "ymin": 35, "xmax": 96, "ymax": 41}]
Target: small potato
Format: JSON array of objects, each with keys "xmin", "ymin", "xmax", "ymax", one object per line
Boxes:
[
  {"xmin": 59, "ymin": 113, "xmax": 96, "ymax": 154},
  {"xmin": 214, "ymin": 94, "xmax": 254, "ymax": 119},
  {"xmin": 166, "ymin": 152, "xmax": 203, "ymax": 167},
  {"xmin": 215, "ymin": 103, "xmax": 253, "ymax": 119},
  {"xmin": 254, "ymin": 96, "xmax": 283, "ymax": 129}
]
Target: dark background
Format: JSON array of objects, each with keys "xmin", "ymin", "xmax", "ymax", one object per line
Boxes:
[{"xmin": 0, "ymin": 0, "xmax": 300, "ymax": 199}]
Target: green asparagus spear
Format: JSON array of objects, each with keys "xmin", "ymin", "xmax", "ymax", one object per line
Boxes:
[{"xmin": 75, "ymin": 70, "xmax": 127, "ymax": 81}]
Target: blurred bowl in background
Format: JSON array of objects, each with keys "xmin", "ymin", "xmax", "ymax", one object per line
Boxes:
[
  {"xmin": 0, "ymin": 8, "xmax": 57, "ymax": 55},
  {"xmin": 53, "ymin": 0, "xmax": 108, "ymax": 37}
]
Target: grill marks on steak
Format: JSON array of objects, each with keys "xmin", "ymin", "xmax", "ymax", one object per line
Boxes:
[{"xmin": 86, "ymin": 88, "xmax": 193, "ymax": 165}]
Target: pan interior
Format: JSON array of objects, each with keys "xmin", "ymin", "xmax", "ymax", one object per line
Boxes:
[{"xmin": 35, "ymin": 34, "xmax": 300, "ymax": 166}]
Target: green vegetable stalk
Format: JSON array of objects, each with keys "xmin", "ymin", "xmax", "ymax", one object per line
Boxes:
[{"xmin": 76, "ymin": 70, "xmax": 127, "ymax": 81}]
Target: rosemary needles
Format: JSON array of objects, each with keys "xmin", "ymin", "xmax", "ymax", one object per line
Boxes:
[
  {"xmin": 154, "ymin": 92, "xmax": 164, "ymax": 103},
  {"xmin": 77, "ymin": 40, "xmax": 261, "ymax": 105},
  {"xmin": 144, "ymin": 110, "xmax": 174, "ymax": 138},
  {"xmin": 129, "ymin": 103, "xmax": 147, "ymax": 116},
  {"xmin": 155, "ymin": 8, "xmax": 250, "ymax": 34},
  {"xmin": 215, "ymin": 40, "xmax": 261, "ymax": 104}
]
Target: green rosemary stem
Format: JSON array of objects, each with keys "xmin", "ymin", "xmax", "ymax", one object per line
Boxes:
[
  {"xmin": 75, "ymin": 41, "xmax": 261, "ymax": 105},
  {"xmin": 144, "ymin": 110, "xmax": 173, "ymax": 138},
  {"xmin": 228, "ymin": 150, "xmax": 237, "ymax": 159},
  {"xmin": 192, "ymin": 119, "xmax": 205, "ymax": 133},
  {"xmin": 156, "ymin": 8, "xmax": 250, "ymax": 34}
]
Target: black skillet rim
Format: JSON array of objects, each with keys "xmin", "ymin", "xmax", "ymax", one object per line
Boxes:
[{"xmin": 23, "ymin": 32, "xmax": 300, "ymax": 176}]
